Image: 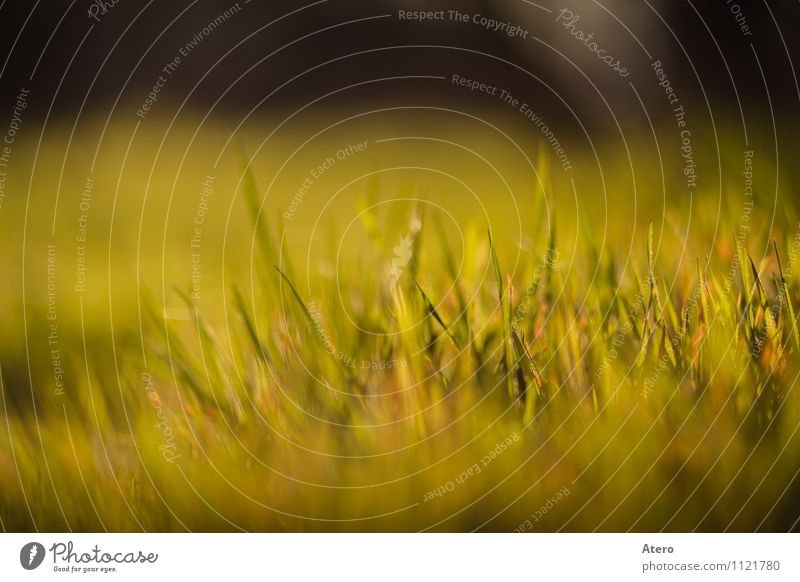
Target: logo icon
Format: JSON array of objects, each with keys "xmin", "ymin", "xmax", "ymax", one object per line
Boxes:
[{"xmin": 20, "ymin": 542, "xmax": 46, "ymax": 570}]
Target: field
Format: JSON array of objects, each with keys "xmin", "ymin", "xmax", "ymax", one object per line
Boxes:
[{"xmin": 1, "ymin": 117, "xmax": 799, "ymax": 532}]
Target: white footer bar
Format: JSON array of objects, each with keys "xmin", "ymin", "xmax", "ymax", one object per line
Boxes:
[{"xmin": 1, "ymin": 533, "xmax": 796, "ymax": 581}]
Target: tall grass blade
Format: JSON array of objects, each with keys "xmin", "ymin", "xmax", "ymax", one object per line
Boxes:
[
  {"xmin": 488, "ymin": 229, "xmax": 516, "ymax": 398},
  {"xmin": 774, "ymin": 239, "xmax": 800, "ymax": 350}
]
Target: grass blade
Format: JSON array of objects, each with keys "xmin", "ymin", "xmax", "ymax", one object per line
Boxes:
[
  {"xmin": 488, "ymin": 229, "xmax": 517, "ymax": 398},
  {"xmin": 274, "ymin": 265, "xmax": 314, "ymax": 328},
  {"xmin": 774, "ymin": 239, "xmax": 800, "ymax": 350},
  {"xmin": 412, "ymin": 279, "xmax": 460, "ymax": 348}
]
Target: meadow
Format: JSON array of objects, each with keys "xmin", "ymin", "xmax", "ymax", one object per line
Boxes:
[{"xmin": 1, "ymin": 117, "xmax": 799, "ymax": 532}]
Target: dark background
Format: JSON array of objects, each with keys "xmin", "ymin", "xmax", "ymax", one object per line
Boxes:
[{"xmin": 1, "ymin": 0, "xmax": 798, "ymax": 133}]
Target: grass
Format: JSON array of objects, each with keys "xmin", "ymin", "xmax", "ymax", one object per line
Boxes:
[{"xmin": 1, "ymin": 125, "xmax": 800, "ymax": 532}]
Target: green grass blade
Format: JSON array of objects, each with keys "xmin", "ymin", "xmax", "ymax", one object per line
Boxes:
[
  {"xmin": 412, "ymin": 279, "xmax": 460, "ymax": 348},
  {"xmin": 774, "ymin": 239, "xmax": 800, "ymax": 350},
  {"xmin": 511, "ymin": 329, "xmax": 542, "ymax": 393},
  {"xmin": 697, "ymin": 258, "xmax": 711, "ymax": 327},
  {"xmin": 274, "ymin": 265, "xmax": 314, "ymax": 328},
  {"xmin": 488, "ymin": 229, "xmax": 516, "ymax": 398},
  {"xmin": 239, "ymin": 145, "xmax": 276, "ymax": 264},
  {"xmin": 233, "ymin": 287, "xmax": 271, "ymax": 364}
]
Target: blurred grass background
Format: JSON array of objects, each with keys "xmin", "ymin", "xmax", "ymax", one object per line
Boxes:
[{"xmin": 1, "ymin": 113, "xmax": 799, "ymax": 532}]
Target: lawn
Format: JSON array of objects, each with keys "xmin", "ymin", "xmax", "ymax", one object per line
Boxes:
[{"xmin": 1, "ymin": 118, "xmax": 799, "ymax": 532}]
